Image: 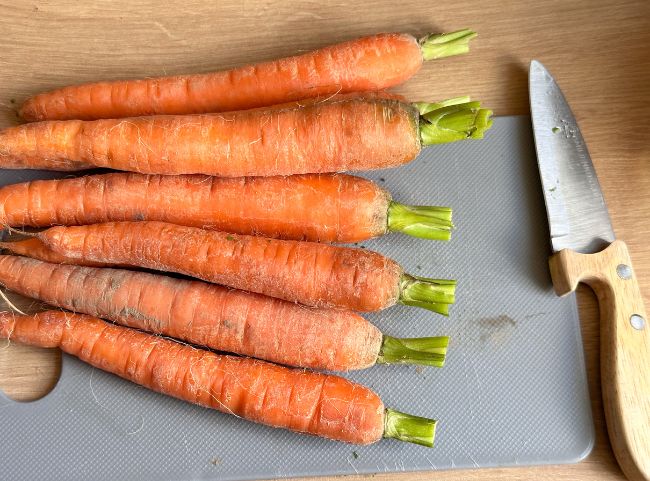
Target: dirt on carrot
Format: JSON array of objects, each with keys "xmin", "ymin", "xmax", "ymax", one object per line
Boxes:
[
  {"xmin": 37, "ymin": 221, "xmax": 402, "ymax": 311},
  {"xmin": 0, "ymin": 310, "xmax": 387, "ymax": 444},
  {"xmin": 37, "ymin": 221, "xmax": 455, "ymax": 314},
  {"xmin": 0, "ymin": 254, "xmax": 387, "ymax": 371}
]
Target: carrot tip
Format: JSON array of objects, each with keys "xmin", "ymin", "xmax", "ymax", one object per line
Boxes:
[
  {"xmin": 419, "ymin": 28, "xmax": 477, "ymax": 61},
  {"xmin": 377, "ymin": 335, "xmax": 449, "ymax": 367},
  {"xmin": 384, "ymin": 408, "xmax": 437, "ymax": 447},
  {"xmin": 418, "ymin": 98, "xmax": 493, "ymax": 145},
  {"xmin": 399, "ymin": 275, "xmax": 456, "ymax": 315},
  {"xmin": 387, "ymin": 202, "xmax": 453, "ymax": 241}
]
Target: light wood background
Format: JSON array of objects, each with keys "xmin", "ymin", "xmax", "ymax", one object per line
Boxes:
[{"xmin": 1, "ymin": 1, "xmax": 649, "ymax": 480}]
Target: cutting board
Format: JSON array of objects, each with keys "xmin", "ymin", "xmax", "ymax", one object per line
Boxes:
[{"xmin": 0, "ymin": 116, "xmax": 594, "ymax": 480}]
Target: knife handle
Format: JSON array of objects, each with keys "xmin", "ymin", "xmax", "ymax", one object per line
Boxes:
[{"xmin": 549, "ymin": 240, "xmax": 650, "ymax": 481}]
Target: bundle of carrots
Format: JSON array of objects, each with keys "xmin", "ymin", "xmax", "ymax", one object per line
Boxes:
[{"xmin": 0, "ymin": 28, "xmax": 491, "ymax": 447}]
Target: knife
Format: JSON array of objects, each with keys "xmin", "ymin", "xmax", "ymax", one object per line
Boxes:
[{"xmin": 529, "ymin": 60, "xmax": 649, "ymax": 481}]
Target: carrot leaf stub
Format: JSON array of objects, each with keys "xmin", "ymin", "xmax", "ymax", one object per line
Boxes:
[
  {"xmin": 387, "ymin": 202, "xmax": 453, "ymax": 241},
  {"xmin": 399, "ymin": 274, "xmax": 456, "ymax": 315},
  {"xmin": 377, "ymin": 335, "xmax": 449, "ymax": 367},
  {"xmin": 384, "ymin": 408, "xmax": 437, "ymax": 447},
  {"xmin": 419, "ymin": 28, "xmax": 477, "ymax": 61},
  {"xmin": 418, "ymin": 97, "xmax": 493, "ymax": 145}
]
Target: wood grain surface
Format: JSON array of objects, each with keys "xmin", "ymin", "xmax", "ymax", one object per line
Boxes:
[{"xmin": 1, "ymin": 1, "xmax": 649, "ymax": 480}]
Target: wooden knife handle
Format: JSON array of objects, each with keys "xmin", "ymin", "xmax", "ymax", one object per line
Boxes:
[{"xmin": 549, "ymin": 240, "xmax": 650, "ymax": 481}]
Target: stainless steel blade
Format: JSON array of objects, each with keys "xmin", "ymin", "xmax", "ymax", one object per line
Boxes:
[{"xmin": 529, "ymin": 60, "xmax": 615, "ymax": 254}]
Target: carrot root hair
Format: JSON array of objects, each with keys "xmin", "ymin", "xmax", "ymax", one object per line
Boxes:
[
  {"xmin": 0, "ymin": 288, "xmax": 27, "ymax": 316},
  {"xmin": 398, "ymin": 275, "xmax": 456, "ymax": 315},
  {"xmin": 1, "ymin": 225, "xmax": 38, "ymax": 238},
  {"xmin": 417, "ymin": 97, "xmax": 493, "ymax": 145},
  {"xmin": 377, "ymin": 335, "xmax": 449, "ymax": 367},
  {"xmin": 0, "ymin": 285, "xmax": 25, "ymax": 349},
  {"xmin": 419, "ymin": 28, "xmax": 477, "ymax": 60},
  {"xmin": 387, "ymin": 202, "xmax": 453, "ymax": 241}
]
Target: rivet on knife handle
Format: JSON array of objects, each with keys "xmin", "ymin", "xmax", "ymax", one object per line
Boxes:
[{"xmin": 549, "ymin": 240, "xmax": 650, "ymax": 481}]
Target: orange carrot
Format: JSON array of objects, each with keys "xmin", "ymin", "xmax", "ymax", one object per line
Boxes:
[
  {"xmin": 0, "ymin": 237, "xmax": 110, "ymax": 266},
  {"xmin": 0, "ymin": 96, "xmax": 492, "ymax": 176},
  {"xmin": 0, "ymin": 255, "xmax": 448, "ymax": 370},
  {"xmin": 37, "ymin": 221, "xmax": 455, "ymax": 314},
  {"xmin": 19, "ymin": 30, "xmax": 476, "ymax": 122},
  {"xmin": 0, "ymin": 310, "xmax": 437, "ymax": 446},
  {"xmin": 0, "ymin": 173, "xmax": 453, "ymax": 242}
]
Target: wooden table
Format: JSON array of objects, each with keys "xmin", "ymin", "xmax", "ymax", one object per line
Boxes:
[{"xmin": 0, "ymin": 1, "xmax": 648, "ymax": 479}]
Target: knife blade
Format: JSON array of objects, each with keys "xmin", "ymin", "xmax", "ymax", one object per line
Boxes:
[
  {"xmin": 530, "ymin": 60, "xmax": 649, "ymax": 481},
  {"xmin": 529, "ymin": 60, "xmax": 614, "ymax": 254}
]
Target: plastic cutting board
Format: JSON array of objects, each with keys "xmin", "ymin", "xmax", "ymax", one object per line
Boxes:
[{"xmin": 0, "ymin": 115, "xmax": 594, "ymax": 480}]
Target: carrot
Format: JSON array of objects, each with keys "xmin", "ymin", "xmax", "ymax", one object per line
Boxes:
[
  {"xmin": 0, "ymin": 237, "xmax": 111, "ymax": 266},
  {"xmin": 19, "ymin": 29, "xmax": 476, "ymax": 122},
  {"xmin": 0, "ymin": 255, "xmax": 448, "ymax": 370},
  {"xmin": 0, "ymin": 172, "xmax": 453, "ymax": 242},
  {"xmin": 0, "ymin": 310, "xmax": 437, "ymax": 446},
  {"xmin": 0, "ymin": 96, "xmax": 492, "ymax": 176},
  {"xmin": 37, "ymin": 221, "xmax": 455, "ymax": 314}
]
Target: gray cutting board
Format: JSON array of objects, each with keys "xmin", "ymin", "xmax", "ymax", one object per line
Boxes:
[{"xmin": 0, "ymin": 116, "xmax": 594, "ymax": 480}]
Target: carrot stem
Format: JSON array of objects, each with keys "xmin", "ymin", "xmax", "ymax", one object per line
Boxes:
[
  {"xmin": 399, "ymin": 274, "xmax": 456, "ymax": 315},
  {"xmin": 419, "ymin": 28, "xmax": 477, "ymax": 61},
  {"xmin": 418, "ymin": 97, "xmax": 493, "ymax": 145},
  {"xmin": 387, "ymin": 202, "xmax": 453, "ymax": 241},
  {"xmin": 383, "ymin": 408, "xmax": 437, "ymax": 447},
  {"xmin": 413, "ymin": 96, "xmax": 470, "ymax": 115},
  {"xmin": 377, "ymin": 335, "xmax": 449, "ymax": 367}
]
